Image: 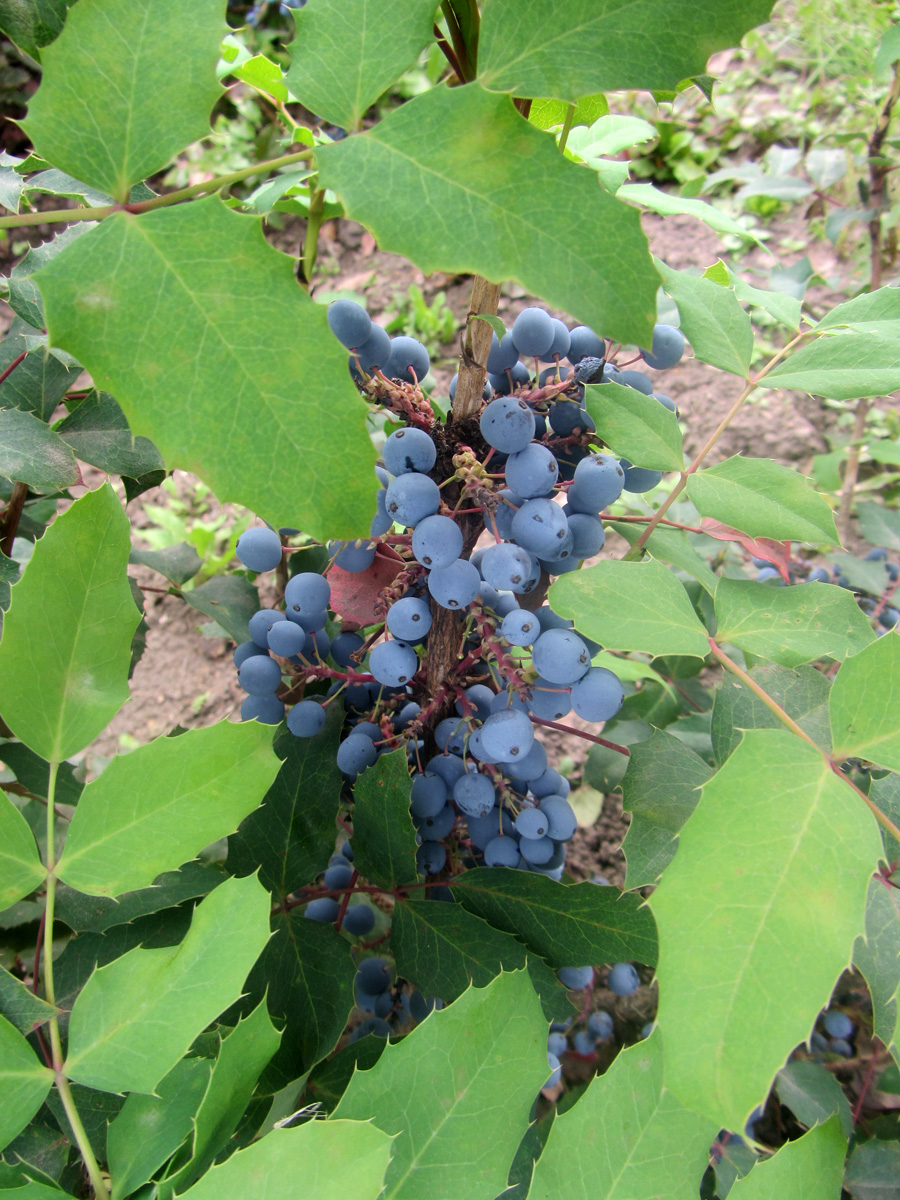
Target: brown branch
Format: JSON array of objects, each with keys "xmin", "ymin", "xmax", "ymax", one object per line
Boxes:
[
  {"xmin": 0, "ymin": 481, "xmax": 28, "ymax": 557},
  {"xmin": 452, "ymin": 276, "xmax": 501, "ymax": 422}
]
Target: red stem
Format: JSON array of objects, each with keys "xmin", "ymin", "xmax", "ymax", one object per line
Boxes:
[{"xmin": 529, "ymin": 716, "xmax": 630, "ymax": 757}]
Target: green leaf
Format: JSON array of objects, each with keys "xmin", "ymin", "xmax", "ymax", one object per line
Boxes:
[
  {"xmin": 0, "ymin": 1014, "xmax": 54, "ymax": 1154},
  {"xmin": 175, "ymin": 1119, "xmax": 392, "ymax": 1200},
  {"xmin": 853, "ymin": 876, "xmax": 900, "ymax": 1068},
  {"xmin": 610, "ymin": 521, "xmax": 719, "ymax": 595},
  {"xmin": 303, "ymin": 1037, "xmax": 387, "ymax": 1115},
  {"xmin": 107, "ymin": 1055, "xmax": 212, "ymax": 1200},
  {"xmin": 857, "ymin": 502, "xmax": 900, "ymax": 553},
  {"xmin": 827, "ymin": 552, "xmax": 894, "ymax": 596},
  {"xmin": 550, "ymin": 558, "xmax": 710, "ymax": 658},
  {"xmin": 2, "ymin": 1115, "xmax": 70, "ymax": 1185},
  {"xmin": 728, "ymin": 1116, "xmax": 845, "ymax": 1199},
  {"xmin": 56, "ymin": 720, "xmax": 280, "ymax": 897},
  {"xmin": 870, "ymin": 771, "xmax": 900, "ymax": 863},
  {"xmin": 0, "ymin": 329, "xmax": 80, "ymax": 422},
  {"xmin": 0, "ymin": 409, "xmax": 80, "ymax": 488},
  {"xmin": 55, "ymin": 391, "xmax": 164, "ymax": 480},
  {"xmin": 22, "ymin": 0, "xmax": 224, "ymax": 201},
  {"xmin": 830, "ymin": 636, "xmax": 900, "ymax": 770},
  {"xmin": 242, "ymin": 913, "xmax": 356, "ymax": 1090},
  {"xmin": 477, "ymin": 0, "xmax": 775, "ymax": 100},
  {"xmin": 162, "ymin": 1000, "xmax": 281, "ymax": 1197},
  {"xmin": 583, "ymin": 381, "xmax": 684, "ymax": 470},
  {"xmin": 761, "ymin": 331, "xmax": 900, "ymax": 401},
  {"xmin": 650, "ymin": 729, "xmax": 881, "ymax": 1131},
  {"xmin": 728, "ymin": 270, "xmax": 803, "ymax": 330},
  {"xmin": 227, "ymin": 716, "xmax": 344, "ymax": 897},
  {"xmin": 685, "ymin": 456, "xmax": 839, "ymax": 545},
  {"xmin": 0, "ymin": 793, "xmax": 44, "ymax": 910},
  {"xmin": 714, "ymin": 579, "xmax": 875, "ymax": 667},
  {"xmin": 333, "ymin": 969, "xmax": 547, "ymax": 1200},
  {"xmin": 655, "ymin": 260, "xmax": 753, "ymax": 377},
  {"xmin": 620, "ymin": 183, "xmax": 761, "ymax": 244},
  {"xmin": 620, "ymin": 730, "xmax": 713, "ymax": 888},
  {"xmin": 470, "ymin": 314, "xmax": 507, "ymax": 339},
  {"xmin": 0, "ymin": 966, "xmax": 57, "ymax": 1035},
  {"xmin": 351, "ymin": 747, "xmax": 418, "ymax": 890},
  {"xmin": 55, "ymin": 861, "xmax": 226, "ymax": 934},
  {"xmin": 390, "ymin": 897, "xmax": 565, "ymax": 1017},
  {"xmin": 36, "ymin": 200, "xmax": 377, "ymax": 540},
  {"xmin": 0, "ymin": 744, "xmax": 82, "ymax": 807},
  {"xmin": 66, "ymin": 873, "xmax": 271, "ymax": 1095},
  {"xmin": 0, "ymin": 485, "xmax": 139, "ymax": 762},
  {"xmin": 710, "ymin": 663, "xmax": 832, "ymax": 765},
  {"xmin": 814, "ymin": 287, "xmax": 900, "ymax": 335},
  {"xmin": 844, "ymin": 1137, "xmax": 900, "ymax": 1200},
  {"xmin": 529, "ymin": 94, "xmax": 608, "ymax": 131},
  {"xmin": 317, "ymin": 84, "xmax": 659, "ymax": 349},
  {"xmin": 776, "ymin": 1061, "xmax": 853, "ymax": 1137},
  {"xmin": 8, "ymin": 224, "xmax": 90, "ymax": 333},
  {"xmin": 0, "ymin": 0, "xmax": 72, "ymax": 61},
  {"xmin": 128, "ymin": 542, "xmax": 202, "ymax": 586},
  {"xmin": 182, "ymin": 574, "xmax": 260, "ymax": 646},
  {"xmin": 285, "ymin": 0, "xmax": 438, "ymax": 130},
  {"xmin": 529, "ymin": 1029, "xmax": 718, "ymax": 1200},
  {"xmin": 450, "ymin": 867, "xmax": 658, "ymax": 968}
]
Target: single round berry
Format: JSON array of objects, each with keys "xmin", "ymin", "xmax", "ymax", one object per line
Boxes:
[
  {"xmin": 511, "ymin": 307, "xmax": 555, "ymax": 357},
  {"xmin": 642, "ymin": 323, "xmax": 685, "ymax": 369},
  {"xmin": 607, "ymin": 962, "xmax": 640, "ymax": 996},
  {"xmin": 558, "ymin": 966, "xmax": 593, "ymax": 990},
  {"xmin": 412, "ymin": 514, "xmax": 464, "ymax": 569},
  {"xmin": 382, "ymin": 427, "xmax": 437, "ymax": 476},
  {"xmin": 287, "ymin": 699, "xmax": 327, "ymax": 738},
  {"xmin": 327, "ymin": 299, "xmax": 372, "ymax": 349},
  {"xmin": 369, "ymin": 640, "xmax": 418, "ymax": 686},
  {"xmin": 236, "ymin": 527, "xmax": 282, "ymax": 572}
]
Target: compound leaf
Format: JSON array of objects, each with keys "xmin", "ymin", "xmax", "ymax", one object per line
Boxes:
[
  {"xmin": 650, "ymin": 730, "xmax": 881, "ymax": 1131},
  {"xmin": 333, "ymin": 970, "xmax": 548, "ymax": 1200},
  {"xmin": 529, "ymin": 1029, "xmax": 718, "ymax": 1200},
  {"xmin": 35, "ymin": 199, "xmax": 377, "ymax": 540},
  {"xmin": 0, "ymin": 484, "xmax": 139, "ymax": 763},
  {"xmin": 55, "ymin": 390, "xmax": 164, "ymax": 479},
  {"xmin": 0, "ymin": 793, "xmax": 45, "ymax": 911},
  {"xmin": 285, "ymin": 0, "xmax": 438, "ymax": 130},
  {"xmin": 830, "ymin": 636, "xmax": 900, "ymax": 771},
  {"xmin": 23, "ymin": 0, "xmax": 224, "ymax": 200},
  {"xmin": 550, "ymin": 558, "xmax": 710, "ymax": 659},
  {"xmin": 317, "ymin": 83, "xmax": 658, "ymax": 349},
  {"xmin": 584, "ymin": 380, "xmax": 684, "ymax": 470},
  {"xmin": 761, "ymin": 330, "xmax": 900, "ymax": 401},
  {"xmin": 686, "ymin": 456, "xmax": 838, "ymax": 545},
  {"xmin": 714, "ymin": 578, "xmax": 875, "ymax": 667},
  {"xmin": 451, "ymin": 868, "xmax": 657, "ymax": 968},
  {"xmin": 710, "ymin": 663, "xmax": 832, "ymax": 765},
  {"xmin": 66, "ymin": 873, "xmax": 271, "ymax": 1095},
  {"xmin": 351, "ymin": 747, "xmax": 418, "ymax": 890},
  {"xmin": 656, "ymin": 260, "xmax": 753, "ymax": 377},
  {"xmin": 0, "ymin": 407, "xmax": 80, "ymax": 488}
]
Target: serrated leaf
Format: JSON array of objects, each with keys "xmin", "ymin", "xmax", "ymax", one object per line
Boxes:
[
  {"xmin": 334, "ymin": 969, "xmax": 547, "ymax": 1200},
  {"xmin": 241, "ymin": 912, "xmax": 356, "ymax": 1089},
  {"xmin": 686, "ymin": 456, "xmax": 838, "ymax": 545},
  {"xmin": 815, "ymin": 287, "xmax": 900, "ymax": 334},
  {"xmin": 853, "ymin": 875, "xmax": 900, "ymax": 1068},
  {"xmin": 36, "ymin": 200, "xmax": 377, "ymax": 539},
  {"xmin": 107, "ymin": 1054, "xmax": 212, "ymax": 1200},
  {"xmin": 530, "ymin": 1029, "xmax": 718, "ymax": 1200},
  {"xmin": 729, "ymin": 271, "xmax": 802, "ymax": 330},
  {"xmin": 529, "ymin": 94, "xmax": 608, "ymax": 131},
  {"xmin": 0, "ymin": 1014, "xmax": 54, "ymax": 1153},
  {"xmin": 776, "ymin": 1061, "xmax": 853, "ymax": 1136},
  {"xmin": 391, "ymin": 897, "xmax": 569, "ymax": 1020},
  {"xmin": 56, "ymin": 720, "xmax": 280, "ymax": 897},
  {"xmin": 0, "ymin": 792, "xmax": 45, "ymax": 910},
  {"xmin": 550, "ymin": 558, "xmax": 710, "ymax": 658},
  {"xmin": 227, "ymin": 715, "xmax": 343, "ymax": 897},
  {"xmin": 0, "ymin": 0, "xmax": 72, "ymax": 60},
  {"xmin": 0, "ymin": 743, "xmax": 83, "ymax": 807},
  {"xmin": 870, "ymin": 772, "xmax": 900, "ymax": 863},
  {"xmin": 0, "ymin": 335, "xmax": 81, "ymax": 421},
  {"xmin": 620, "ymin": 730, "xmax": 713, "ymax": 888},
  {"xmin": 857, "ymin": 502, "xmax": 900, "ymax": 553},
  {"xmin": 477, "ymin": 0, "xmax": 775, "ymax": 100},
  {"xmin": 827, "ymin": 552, "xmax": 894, "ymax": 596},
  {"xmin": 656, "ymin": 260, "xmax": 753, "ymax": 376},
  {"xmin": 317, "ymin": 83, "xmax": 658, "ymax": 349},
  {"xmin": 128, "ymin": 542, "xmax": 202, "ymax": 586},
  {"xmin": 844, "ymin": 1136, "xmax": 900, "ymax": 1200},
  {"xmin": 650, "ymin": 729, "xmax": 881, "ymax": 1131},
  {"xmin": 55, "ymin": 390, "xmax": 164, "ymax": 479},
  {"xmin": 182, "ymin": 574, "xmax": 259, "ymax": 645},
  {"xmin": 711, "ymin": 663, "xmax": 832, "ymax": 765},
  {"xmin": 0, "ymin": 408, "xmax": 79, "ymax": 488},
  {"xmin": 714, "ymin": 578, "xmax": 875, "ymax": 667},
  {"xmin": 728, "ymin": 1117, "xmax": 845, "ymax": 1199},
  {"xmin": 584, "ymin": 380, "xmax": 684, "ymax": 470},
  {"xmin": 761, "ymin": 330, "xmax": 900, "ymax": 401},
  {"xmin": 0, "ymin": 966, "xmax": 57, "ymax": 1035},
  {"xmin": 0, "ymin": 485, "xmax": 139, "ymax": 762},
  {"xmin": 620, "ymin": 182, "xmax": 761, "ymax": 243},
  {"xmin": 351, "ymin": 747, "xmax": 418, "ymax": 889},
  {"xmin": 831, "ymin": 636, "xmax": 900, "ymax": 770},
  {"xmin": 66, "ymin": 873, "xmax": 271, "ymax": 1095},
  {"xmin": 2, "ymin": 1115, "xmax": 70, "ymax": 1184},
  {"xmin": 161, "ymin": 1000, "xmax": 281, "ymax": 1196},
  {"xmin": 23, "ymin": 0, "xmax": 224, "ymax": 200},
  {"xmin": 176, "ymin": 1119, "xmax": 392, "ymax": 1200},
  {"xmin": 450, "ymin": 867, "xmax": 657, "ymax": 968},
  {"xmin": 55, "ymin": 861, "xmax": 225, "ymax": 933},
  {"xmin": 610, "ymin": 521, "xmax": 719, "ymax": 595},
  {"xmin": 8, "ymin": 224, "xmax": 90, "ymax": 332},
  {"xmin": 285, "ymin": 0, "xmax": 437, "ymax": 130}
]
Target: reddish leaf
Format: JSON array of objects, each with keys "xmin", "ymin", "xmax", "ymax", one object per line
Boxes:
[
  {"xmin": 327, "ymin": 545, "xmax": 405, "ymax": 626},
  {"xmin": 701, "ymin": 519, "xmax": 792, "ymax": 581}
]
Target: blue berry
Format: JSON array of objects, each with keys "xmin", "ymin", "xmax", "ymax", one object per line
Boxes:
[
  {"xmin": 382, "ymin": 427, "xmax": 437, "ymax": 476},
  {"xmin": 236, "ymin": 527, "xmax": 282, "ymax": 572},
  {"xmin": 607, "ymin": 962, "xmax": 640, "ymax": 995}
]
